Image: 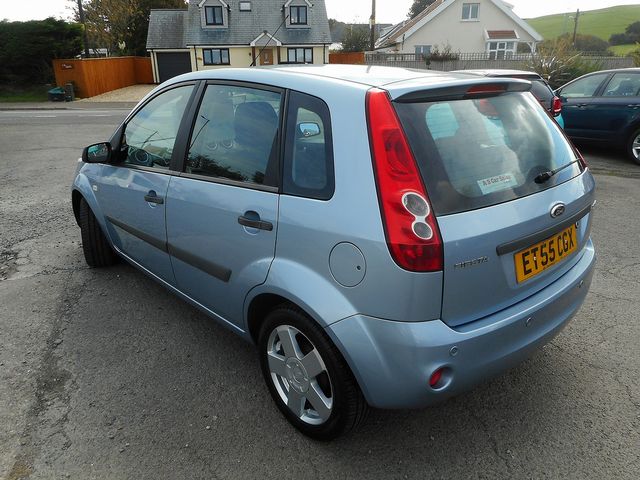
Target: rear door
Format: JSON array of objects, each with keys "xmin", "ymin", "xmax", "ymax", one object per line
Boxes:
[
  {"xmin": 165, "ymin": 83, "xmax": 282, "ymax": 329},
  {"xmin": 557, "ymin": 72, "xmax": 611, "ymax": 139},
  {"xmin": 587, "ymin": 71, "xmax": 640, "ymax": 142},
  {"xmin": 95, "ymin": 84, "xmax": 196, "ymax": 284},
  {"xmin": 394, "ymin": 88, "xmax": 595, "ymax": 327}
]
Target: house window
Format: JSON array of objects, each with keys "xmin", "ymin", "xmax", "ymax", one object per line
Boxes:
[
  {"xmin": 205, "ymin": 5, "xmax": 224, "ymax": 25},
  {"xmin": 287, "ymin": 47, "xmax": 313, "ymax": 63},
  {"xmin": 462, "ymin": 3, "xmax": 479, "ymax": 20},
  {"xmin": 290, "ymin": 6, "xmax": 308, "ymax": 25},
  {"xmin": 203, "ymin": 48, "xmax": 230, "ymax": 65},
  {"xmin": 415, "ymin": 45, "xmax": 432, "ymax": 56},
  {"xmin": 239, "ymin": 1, "xmax": 251, "ymax": 11},
  {"xmin": 487, "ymin": 41, "xmax": 515, "ymax": 59}
]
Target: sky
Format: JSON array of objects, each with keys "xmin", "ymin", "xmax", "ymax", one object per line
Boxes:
[{"xmin": 1, "ymin": 0, "xmax": 640, "ymax": 24}]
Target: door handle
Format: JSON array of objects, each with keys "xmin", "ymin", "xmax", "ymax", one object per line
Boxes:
[
  {"xmin": 577, "ymin": 103, "xmax": 589, "ymax": 108},
  {"xmin": 627, "ymin": 104, "xmax": 640, "ymax": 108},
  {"xmin": 144, "ymin": 191, "xmax": 164, "ymax": 204},
  {"xmin": 238, "ymin": 215, "xmax": 273, "ymax": 231}
]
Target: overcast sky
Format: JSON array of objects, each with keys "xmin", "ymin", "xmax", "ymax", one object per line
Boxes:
[{"xmin": 2, "ymin": 0, "xmax": 639, "ymax": 24}]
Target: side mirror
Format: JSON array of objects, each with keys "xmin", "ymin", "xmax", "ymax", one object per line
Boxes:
[
  {"xmin": 298, "ymin": 122, "xmax": 321, "ymax": 138},
  {"xmin": 82, "ymin": 142, "xmax": 112, "ymax": 163}
]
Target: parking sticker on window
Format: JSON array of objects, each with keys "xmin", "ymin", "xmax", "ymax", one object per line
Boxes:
[{"xmin": 477, "ymin": 173, "xmax": 517, "ymax": 194}]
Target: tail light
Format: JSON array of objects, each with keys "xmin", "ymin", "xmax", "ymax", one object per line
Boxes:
[
  {"xmin": 366, "ymin": 88, "xmax": 443, "ymax": 272},
  {"xmin": 552, "ymin": 96, "xmax": 562, "ymax": 116}
]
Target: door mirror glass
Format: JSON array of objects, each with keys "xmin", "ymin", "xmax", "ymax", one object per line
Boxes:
[
  {"xmin": 298, "ymin": 122, "xmax": 321, "ymax": 137},
  {"xmin": 82, "ymin": 142, "xmax": 111, "ymax": 163}
]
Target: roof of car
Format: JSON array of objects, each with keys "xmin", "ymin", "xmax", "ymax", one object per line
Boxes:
[{"xmin": 175, "ymin": 64, "xmax": 499, "ymax": 88}]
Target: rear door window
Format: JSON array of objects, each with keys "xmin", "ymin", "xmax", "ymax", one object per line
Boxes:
[
  {"xmin": 395, "ymin": 92, "xmax": 582, "ymax": 215},
  {"xmin": 602, "ymin": 72, "xmax": 640, "ymax": 97}
]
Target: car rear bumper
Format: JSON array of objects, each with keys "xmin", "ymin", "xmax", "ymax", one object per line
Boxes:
[{"xmin": 326, "ymin": 240, "xmax": 595, "ymax": 409}]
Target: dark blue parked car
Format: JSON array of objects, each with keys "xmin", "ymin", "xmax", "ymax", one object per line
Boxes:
[{"xmin": 557, "ymin": 68, "xmax": 640, "ymax": 164}]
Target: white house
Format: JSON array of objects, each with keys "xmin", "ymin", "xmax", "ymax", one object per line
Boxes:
[{"xmin": 376, "ymin": 0, "xmax": 542, "ymax": 57}]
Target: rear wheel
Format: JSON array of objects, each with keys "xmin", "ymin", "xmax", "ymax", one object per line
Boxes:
[
  {"xmin": 79, "ymin": 198, "xmax": 117, "ymax": 267},
  {"xmin": 626, "ymin": 128, "xmax": 640, "ymax": 165},
  {"xmin": 258, "ymin": 305, "xmax": 368, "ymax": 440}
]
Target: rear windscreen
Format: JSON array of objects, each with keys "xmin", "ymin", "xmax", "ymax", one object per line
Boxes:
[{"xmin": 394, "ymin": 92, "xmax": 582, "ymax": 216}]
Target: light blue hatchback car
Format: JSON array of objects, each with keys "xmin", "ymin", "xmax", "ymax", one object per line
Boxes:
[{"xmin": 72, "ymin": 65, "xmax": 596, "ymax": 440}]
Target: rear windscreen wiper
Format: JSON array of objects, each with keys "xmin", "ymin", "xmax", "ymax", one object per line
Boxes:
[{"xmin": 534, "ymin": 158, "xmax": 582, "ymax": 184}]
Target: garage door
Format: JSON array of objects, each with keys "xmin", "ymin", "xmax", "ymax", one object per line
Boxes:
[{"xmin": 156, "ymin": 52, "xmax": 192, "ymax": 83}]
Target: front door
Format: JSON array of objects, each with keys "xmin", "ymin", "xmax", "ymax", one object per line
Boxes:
[
  {"xmin": 260, "ymin": 48, "xmax": 274, "ymax": 65},
  {"xmin": 95, "ymin": 84, "xmax": 195, "ymax": 284},
  {"xmin": 166, "ymin": 82, "xmax": 283, "ymax": 329},
  {"xmin": 558, "ymin": 72, "xmax": 610, "ymax": 140}
]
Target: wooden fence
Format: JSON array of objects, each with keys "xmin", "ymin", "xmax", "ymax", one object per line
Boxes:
[
  {"xmin": 365, "ymin": 52, "xmax": 634, "ymax": 72},
  {"xmin": 329, "ymin": 52, "xmax": 365, "ymax": 65},
  {"xmin": 52, "ymin": 56, "xmax": 153, "ymax": 99}
]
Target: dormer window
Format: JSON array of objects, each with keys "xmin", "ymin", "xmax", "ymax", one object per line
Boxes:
[
  {"xmin": 205, "ymin": 5, "xmax": 224, "ymax": 25},
  {"xmin": 290, "ymin": 6, "xmax": 307, "ymax": 25}
]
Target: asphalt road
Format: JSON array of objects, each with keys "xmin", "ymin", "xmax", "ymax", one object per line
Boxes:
[{"xmin": 1, "ymin": 107, "xmax": 639, "ymax": 479}]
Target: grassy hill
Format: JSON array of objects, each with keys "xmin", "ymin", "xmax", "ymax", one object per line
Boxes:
[{"xmin": 527, "ymin": 5, "xmax": 640, "ymax": 41}]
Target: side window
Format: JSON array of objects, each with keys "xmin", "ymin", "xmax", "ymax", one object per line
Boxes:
[
  {"xmin": 187, "ymin": 84, "xmax": 281, "ymax": 186},
  {"xmin": 283, "ymin": 91, "xmax": 334, "ymax": 200},
  {"xmin": 560, "ymin": 74, "xmax": 609, "ymax": 98},
  {"xmin": 603, "ymin": 73, "xmax": 640, "ymax": 97},
  {"xmin": 122, "ymin": 85, "xmax": 194, "ymax": 169}
]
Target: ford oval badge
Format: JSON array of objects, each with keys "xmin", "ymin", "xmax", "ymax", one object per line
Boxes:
[{"xmin": 550, "ymin": 203, "xmax": 566, "ymax": 218}]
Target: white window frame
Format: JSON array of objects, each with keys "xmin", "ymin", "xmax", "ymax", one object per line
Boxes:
[
  {"xmin": 487, "ymin": 41, "xmax": 516, "ymax": 59},
  {"xmin": 462, "ymin": 3, "xmax": 480, "ymax": 21},
  {"xmin": 415, "ymin": 45, "xmax": 432, "ymax": 56},
  {"xmin": 239, "ymin": 1, "xmax": 251, "ymax": 11}
]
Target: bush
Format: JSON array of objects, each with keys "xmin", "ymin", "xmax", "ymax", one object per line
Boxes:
[
  {"xmin": 610, "ymin": 33, "xmax": 633, "ymax": 46},
  {"xmin": 525, "ymin": 37, "xmax": 602, "ymax": 89},
  {"xmin": 0, "ymin": 18, "xmax": 83, "ymax": 85},
  {"xmin": 424, "ymin": 43, "xmax": 459, "ymax": 62}
]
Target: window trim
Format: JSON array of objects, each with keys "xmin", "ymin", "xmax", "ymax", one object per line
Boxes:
[
  {"xmin": 239, "ymin": 1, "xmax": 251, "ymax": 11},
  {"xmin": 202, "ymin": 48, "xmax": 230, "ymax": 65},
  {"xmin": 204, "ymin": 5, "xmax": 224, "ymax": 26},
  {"xmin": 290, "ymin": 5, "xmax": 308, "ymax": 25},
  {"xmin": 178, "ymin": 80, "xmax": 285, "ymax": 192},
  {"xmin": 461, "ymin": 2, "xmax": 479, "ymax": 21},
  {"xmin": 285, "ymin": 47, "xmax": 313, "ymax": 64}
]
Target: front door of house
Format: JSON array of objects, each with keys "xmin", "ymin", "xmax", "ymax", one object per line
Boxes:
[{"xmin": 260, "ymin": 49, "xmax": 274, "ymax": 65}]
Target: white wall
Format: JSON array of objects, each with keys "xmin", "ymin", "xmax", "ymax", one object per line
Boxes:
[{"xmin": 397, "ymin": 0, "xmax": 538, "ymax": 53}]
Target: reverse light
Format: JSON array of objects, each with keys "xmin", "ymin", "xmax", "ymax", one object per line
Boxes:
[{"xmin": 366, "ymin": 88, "xmax": 443, "ymax": 272}]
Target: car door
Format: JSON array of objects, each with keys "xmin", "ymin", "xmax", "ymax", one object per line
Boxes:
[
  {"xmin": 165, "ymin": 82, "xmax": 282, "ymax": 329},
  {"xmin": 95, "ymin": 84, "xmax": 196, "ymax": 284},
  {"xmin": 588, "ymin": 71, "xmax": 640, "ymax": 143},
  {"xmin": 557, "ymin": 72, "xmax": 611, "ymax": 140}
]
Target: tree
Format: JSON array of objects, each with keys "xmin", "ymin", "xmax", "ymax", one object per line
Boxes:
[
  {"xmin": 408, "ymin": 0, "xmax": 437, "ymax": 19},
  {"xmin": 70, "ymin": 0, "xmax": 186, "ymax": 56},
  {"xmin": 609, "ymin": 21, "xmax": 640, "ymax": 46},
  {"xmin": 0, "ymin": 18, "xmax": 83, "ymax": 84},
  {"xmin": 341, "ymin": 26, "xmax": 370, "ymax": 52}
]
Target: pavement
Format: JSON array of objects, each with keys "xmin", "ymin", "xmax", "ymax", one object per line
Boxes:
[{"xmin": 0, "ymin": 108, "xmax": 639, "ymax": 479}]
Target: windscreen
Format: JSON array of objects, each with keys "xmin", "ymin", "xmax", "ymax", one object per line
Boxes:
[{"xmin": 394, "ymin": 92, "xmax": 582, "ymax": 216}]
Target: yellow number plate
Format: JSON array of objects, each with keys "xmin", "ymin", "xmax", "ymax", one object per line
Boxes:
[{"xmin": 514, "ymin": 224, "xmax": 578, "ymax": 283}]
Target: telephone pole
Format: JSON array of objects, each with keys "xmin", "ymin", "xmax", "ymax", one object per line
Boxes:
[
  {"xmin": 369, "ymin": 0, "xmax": 376, "ymax": 51},
  {"xmin": 77, "ymin": 0, "xmax": 90, "ymax": 58},
  {"xmin": 572, "ymin": 9, "xmax": 580, "ymax": 47}
]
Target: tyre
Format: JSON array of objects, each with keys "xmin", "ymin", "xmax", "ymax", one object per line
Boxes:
[
  {"xmin": 79, "ymin": 198, "xmax": 117, "ymax": 267},
  {"xmin": 258, "ymin": 305, "xmax": 368, "ymax": 440},
  {"xmin": 626, "ymin": 128, "xmax": 640, "ymax": 165}
]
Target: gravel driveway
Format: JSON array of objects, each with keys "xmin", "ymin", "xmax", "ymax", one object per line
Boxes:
[{"xmin": 77, "ymin": 84, "xmax": 156, "ymax": 103}]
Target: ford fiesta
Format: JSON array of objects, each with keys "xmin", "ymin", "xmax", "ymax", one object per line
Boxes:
[{"xmin": 71, "ymin": 65, "xmax": 596, "ymax": 440}]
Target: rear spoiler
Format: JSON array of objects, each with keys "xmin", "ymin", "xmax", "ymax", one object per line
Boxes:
[{"xmin": 390, "ymin": 78, "xmax": 532, "ymax": 103}]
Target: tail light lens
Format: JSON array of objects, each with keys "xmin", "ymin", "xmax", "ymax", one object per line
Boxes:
[
  {"xmin": 552, "ymin": 96, "xmax": 562, "ymax": 116},
  {"xmin": 366, "ymin": 88, "xmax": 443, "ymax": 272}
]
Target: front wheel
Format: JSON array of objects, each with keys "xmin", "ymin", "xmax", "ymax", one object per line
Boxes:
[
  {"xmin": 79, "ymin": 198, "xmax": 117, "ymax": 267},
  {"xmin": 626, "ymin": 128, "xmax": 640, "ymax": 165},
  {"xmin": 258, "ymin": 305, "xmax": 368, "ymax": 440}
]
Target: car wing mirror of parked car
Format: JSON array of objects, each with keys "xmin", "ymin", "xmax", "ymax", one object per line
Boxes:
[
  {"xmin": 82, "ymin": 142, "xmax": 112, "ymax": 163},
  {"xmin": 298, "ymin": 122, "xmax": 321, "ymax": 137}
]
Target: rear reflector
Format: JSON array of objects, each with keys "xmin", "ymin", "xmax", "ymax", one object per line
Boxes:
[
  {"xmin": 366, "ymin": 88, "xmax": 443, "ymax": 272},
  {"xmin": 429, "ymin": 368, "xmax": 444, "ymax": 388}
]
